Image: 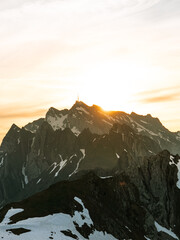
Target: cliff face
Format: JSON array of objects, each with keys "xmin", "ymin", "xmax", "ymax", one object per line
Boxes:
[{"xmin": 0, "ymin": 120, "xmax": 162, "ymax": 208}]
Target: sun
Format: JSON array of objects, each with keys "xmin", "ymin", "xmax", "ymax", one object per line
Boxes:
[{"xmin": 75, "ymin": 59, "xmax": 158, "ymax": 113}]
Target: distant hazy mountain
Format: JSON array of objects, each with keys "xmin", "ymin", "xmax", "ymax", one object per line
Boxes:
[{"xmin": 0, "ymin": 101, "xmax": 180, "ymax": 239}]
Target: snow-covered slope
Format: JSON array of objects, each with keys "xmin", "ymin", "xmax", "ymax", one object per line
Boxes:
[{"xmin": 0, "ymin": 197, "xmax": 117, "ymax": 240}]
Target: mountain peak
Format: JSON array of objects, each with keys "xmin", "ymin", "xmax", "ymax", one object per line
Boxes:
[
  {"xmin": 46, "ymin": 107, "xmax": 60, "ymax": 116},
  {"xmin": 92, "ymin": 104, "xmax": 103, "ymax": 111},
  {"xmin": 10, "ymin": 123, "xmax": 20, "ymax": 131},
  {"xmin": 71, "ymin": 100, "xmax": 89, "ymax": 110}
]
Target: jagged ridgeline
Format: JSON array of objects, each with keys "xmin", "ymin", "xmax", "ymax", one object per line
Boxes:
[{"xmin": 0, "ymin": 101, "xmax": 180, "ymax": 240}]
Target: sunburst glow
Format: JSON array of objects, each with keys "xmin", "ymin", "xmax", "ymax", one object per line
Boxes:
[
  {"xmin": 0, "ymin": 0, "xmax": 180, "ymax": 142},
  {"xmin": 75, "ymin": 59, "xmax": 165, "ymax": 113}
]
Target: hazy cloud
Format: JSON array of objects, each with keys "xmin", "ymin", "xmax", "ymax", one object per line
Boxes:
[
  {"xmin": 137, "ymin": 86, "xmax": 180, "ymax": 96},
  {"xmin": 0, "ymin": 0, "xmax": 161, "ymax": 13},
  {"xmin": 141, "ymin": 94, "xmax": 180, "ymax": 103},
  {"xmin": 136, "ymin": 86, "xmax": 180, "ymax": 103},
  {"xmin": 0, "ymin": 109, "xmax": 46, "ymax": 119}
]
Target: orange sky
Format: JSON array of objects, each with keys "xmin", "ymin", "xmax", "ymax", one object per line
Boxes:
[{"xmin": 0, "ymin": 0, "xmax": 180, "ymax": 143}]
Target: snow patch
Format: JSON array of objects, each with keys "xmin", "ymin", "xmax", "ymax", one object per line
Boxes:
[
  {"xmin": 69, "ymin": 149, "xmax": 85, "ymax": 177},
  {"xmin": 125, "ymin": 226, "xmax": 131, "ymax": 232},
  {"xmin": 135, "ymin": 122, "xmax": 158, "ymax": 136},
  {"xmin": 22, "ymin": 165, "xmax": 28, "ymax": 186},
  {"xmin": 0, "ymin": 157, "xmax": 4, "ymax": 167},
  {"xmin": 37, "ymin": 149, "xmax": 40, "ymax": 156},
  {"xmin": 176, "ymin": 132, "xmax": 180, "ymax": 141},
  {"xmin": 80, "ymin": 149, "xmax": 85, "ymax": 158},
  {"xmin": 1, "ymin": 208, "xmax": 24, "ymax": 225},
  {"xmin": 102, "ymin": 119, "xmax": 113, "ymax": 126},
  {"xmin": 140, "ymin": 120, "xmax": 148, "ymax": 124},
  {"xmin": 25, "ymin": 128, "xmax": 36, "ymax": 133},
  {"xmin": 101, "ymin": 112, "xmax": 115, "ymax": 122},
  {"xmin": 170, "ymin": 155, "xmax": 175, "ymax": 162},
  {"xmin": 122, "ymin": 133, "xmax": 125, "ymax": 141},
  {"xmin": 31, "ymin": 137, "xmax": 35, "ymax": 148},
  {"xmin": 76, "ymin": 106, "xmax": 90, "ymax": 115},
  {"xmin": 137, "ymin": 127, "xmax": 143, "ymax": 133},
  {"xmin": 54, "ymin": 155, "xmax": 67, "ymax": 177},
  {"xmin": 36, "ymin": 179, "xmax": 41, "ymax": 184},
  {"xmin": 71, "ymin": 126, "xmax": 80, "ymax": 136},
  {"xmin": 86, "ymin": 120, "xmax": 93, "ymax": 124},
  {"xmin": 176, "ymin": 160, "xmax": 180, "ymax": 189},
  {"xmin": 100, "ymin": 176, "xmax": 113, "ymax": 179},
  {"xmin": 73, "ymin": 197, "xmax": 92, "ymax": 227},
  {"xmin": 49, "ymin": 162, "xmax": 57, "ymax": 174},
  {"xmin": 69, "ymin": 154, "xmax": 77, "ymax": 162},
  {"xmin": 169, "ymin": 156, "xmax": 180, "ymax": 189},
  {"xmin": 47, "ymin": 114, "xmax": 68, "ymax": 131},
  {"xmin": 155, "ymin": 221, "xmax": 179, "ymax": 239}
]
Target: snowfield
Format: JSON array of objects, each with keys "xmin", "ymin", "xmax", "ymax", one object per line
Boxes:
[
  {"xmin": 155, "ymin": 221, "xmax": 179, "ymax": 240},
  {"xmin": 0, "ymin": 197, "xmax": 117, "ymax": 240}
]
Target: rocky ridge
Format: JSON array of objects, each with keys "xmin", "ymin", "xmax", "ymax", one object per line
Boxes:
[{"xmin": 25, "ymin": 101, "xmax": 180, "ymax": 154}]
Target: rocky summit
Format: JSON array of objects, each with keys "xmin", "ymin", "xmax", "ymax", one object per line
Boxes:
[{"xmin": 0, "ymin": 101, "xmax": 180, "ymax": 240}]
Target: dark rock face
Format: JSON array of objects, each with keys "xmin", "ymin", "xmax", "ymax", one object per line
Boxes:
[
  {"xmin": 24, "ymin": 118, "xmax": 44, "ymax": 133},
  {"xmin": 6, "ymin": 228, "xmax": 31, "ymax": 235},
  {"xmin": 61, "ymin": 230, "xmax": 79, "ymax": 239},
  {"xmin": 128, "ymin": 150, "xmax": 180, "ymax": 239},
  {"xmin": 0, "ymin": 120, "xmax": 162, "ymax": 208},
  {"xmin": 0, "ymin": 125, "xmax": 34, "ymax": 206}
]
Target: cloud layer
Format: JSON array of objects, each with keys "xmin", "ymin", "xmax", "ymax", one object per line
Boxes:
[{"xmin": 137, "ymin": 86, "xmax": 180, "ymax": 103}]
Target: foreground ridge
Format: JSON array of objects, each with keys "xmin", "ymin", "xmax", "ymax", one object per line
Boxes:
[{"xmin": 0, "ymin": 154, "xmax": 180, "ymax": 240}]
